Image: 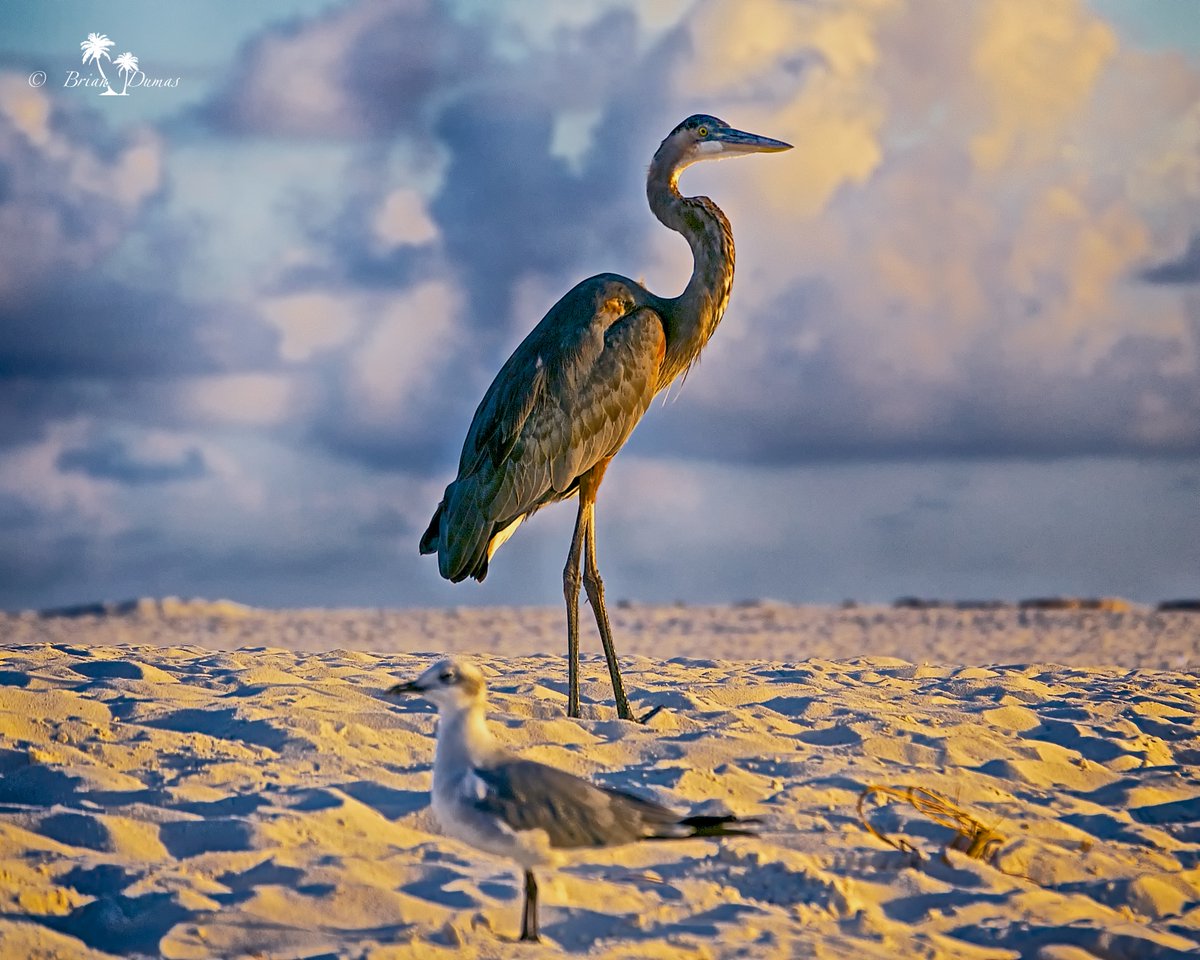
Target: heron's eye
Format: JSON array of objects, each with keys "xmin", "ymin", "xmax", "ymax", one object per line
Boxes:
[{"xmin": 697, "ymin": 125, "xmax": 709, "ymax": 138}]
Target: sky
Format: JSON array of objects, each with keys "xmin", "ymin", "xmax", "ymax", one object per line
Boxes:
[{"xmin": 0, "ymin": 0, "xmax": 1197, "ymax": 611}]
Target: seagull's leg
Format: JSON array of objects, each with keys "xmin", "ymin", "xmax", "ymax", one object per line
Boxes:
[
  {"xmin": 520, "ymin": 869, "xmax": 540, "ymax": 942},
  {"xmin": 563, "ymin": 498, "xmax": 587, "ymax": 718},
  {"xmin": 579, "ymin": 465, "xmax": 635, "ymax": 721}
]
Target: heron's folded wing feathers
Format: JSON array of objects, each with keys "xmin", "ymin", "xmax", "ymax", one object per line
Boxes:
[{"xmin": 455, "ymin": 281, "xmax": 665, "ymax": 525}]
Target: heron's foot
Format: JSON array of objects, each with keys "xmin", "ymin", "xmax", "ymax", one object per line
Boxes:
[
  {"xmin": 613, "ymin": 698, "xmax": 636, "ymax": 722},
  {"xmin": 636, "ymin": 704, "xmax": 666, "ymax": 725}
]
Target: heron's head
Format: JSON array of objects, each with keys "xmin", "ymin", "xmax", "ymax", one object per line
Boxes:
[
  {"xmin": 656, "ymin": 114, "xmax": 793, "ymax": 176},
  {"xmin": 388, "ymin": 656, "xmax": 486, "ymax": 712}
]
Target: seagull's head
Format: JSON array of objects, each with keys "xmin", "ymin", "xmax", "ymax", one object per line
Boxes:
[{"xmin": 388, "ymin": 656, "xmax": 486, "ymax": 712}]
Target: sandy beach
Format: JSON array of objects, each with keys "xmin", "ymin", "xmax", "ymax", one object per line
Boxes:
[{"xmin": 1, "ymin": 603, "xmax": 1198, "ymax": 958}]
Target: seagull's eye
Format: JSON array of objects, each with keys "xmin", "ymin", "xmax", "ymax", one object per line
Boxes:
[
  {"xmin": 439, "ymin": 669, "xmax": 457, "ymax": 684},
  {"xmin": 697, "ymin": 125, "xmax": 709, "ymax": 138}
]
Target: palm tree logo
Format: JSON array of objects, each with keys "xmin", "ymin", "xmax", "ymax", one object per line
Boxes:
[
  {"xmin": 113, "ymin": 52, "xmax": 139, "ymax": 95},
  {"xmin": 80, "ymin": 32, "xmax": 119, "ymax": 95}
]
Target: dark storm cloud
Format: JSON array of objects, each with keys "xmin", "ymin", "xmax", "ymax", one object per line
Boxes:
[
  {"xmin": 302, "ymin": 76, "xmax": 671, "ymax": 474},
  {"xmin": 206, "ymin": 2, "xmax": 681, "ymax": 475},
  {"xmin": 201, "ymin": 0, "xmax": 486, "ymax": 139},
  {"xmin": 0, "ymin": 275, "xmax": 275, "ymax": 381},
  {"xmin": 197, "ymin": 0, "xmax": 670, "ymax": 319},
  {"xmin": 307, "ymin": 402, "xmax": 454, "ymax": 476},
  {"xmin": 1139, "ymin": 235, "xmax": 1200, "ymax": 285},
  {"xmin": 0, "ymin": 272, "xmax": 280, "ymax": 451},
  {"xmin": 429, "ymin": 94, "xmax": 650, "ymax": 341},
  {"xmin": 217, "ymin": 0, "xmax": 667, "ymax": 318},
  {"xmin": 56, "ymin": 439, "xmax": 207, "ymax": 485}
]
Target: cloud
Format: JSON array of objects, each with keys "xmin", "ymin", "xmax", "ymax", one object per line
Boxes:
[
  {"xmin": 0, "ymin": 420, "xmax": 121, "ymax": 554},
  {"xmin": 0, "ymin": 272, "xmax": 283, "ymax": 459},
  {"xmin": 193, "ymin": 0, "xmax": 1200, "ymax": 475},
  {"xmin": 428, "ymin": 92, "xmax": 653, "ymax": 340},
  {"xmin": 0, "ymin": 276, "xmax": 274, "ymax": 381},
  {"xmin": 0, "ymin": 74, "xmax": 163, "ymax": 304},
  {"xmin": 1139, "ymin": 235, "xmax": 1200, "ymax": 284},
  {"xmin": 300, "ymin": 282, "xmax": 473, "ymax": 472},
  {"xmin": 261, "ymin": 292, "xmax": 359, "ymax": 363},
  {"xmin": 3, "ymin": 0, "xmax": 1199, "ymax": 611},
  {"xmin": 463, "ymin": 454, "xmax": 1200, "ymax": 606},
  {"xmin": 202, "ymin": 2, "xmax": 677, "ymax": 473},
  {"xmin": 57, "ymin": 438, "xmax": 207, "ymax": 485},
  {"xmin": 344, "ymin": 281, "xmax": 461, "ymax": 424},
  {"xmin": 622, "ymin": 0, "xmax": 1200, "ymax": 463},
  {"xmin": 201, "ymin": 0, "xmax": 667, "ymax": 315},
  {"xmin": 968, "ymin": 0, "xmax": 1117, "ymax": 170},
  {"xmin": 0, "ymin": 69, "xmax": 287, "ymax": 453},
  {"xmin": 202, "ymin": 0, "xmax": 485, "ymax": 139},
  {"xmin": 372, "ymin": 188, "xmax": 438, "ymax": 250},
  {"xmin": 0, "ymin": 420, "xmax": 440, "ymax": 610},
  {"xmin": 178, "ymin": 373, "xmax": 298, "ymax": 427}
]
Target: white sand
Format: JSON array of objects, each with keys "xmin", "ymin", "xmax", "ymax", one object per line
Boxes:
[
  {"xmin": 6, "ymin": 600, "xmax": 1197, "ymax": 668},
  {"xmin": 1, "ymin": 604, "xmax": 1198, "ymax": 958}
]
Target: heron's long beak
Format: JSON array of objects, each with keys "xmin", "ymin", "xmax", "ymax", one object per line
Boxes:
[
  {"xmin": 713, "ymin": 127, "xmax": 793, "ymax": 155},
  {"xmin": 387, "ymin": 679, "xmax": 422, "ymax": 696}
]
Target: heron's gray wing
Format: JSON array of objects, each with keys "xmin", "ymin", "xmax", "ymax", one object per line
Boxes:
[
  {"xmin": 434, "ymin": 276, "xmax": 665, "ymax": 579},
  {"xmin": 464, "ymin": 277, "xmax": 662, "ymax": 489},
  {"xmin": 504, "ymin": 298, "xmax": 664, "ymax": 505},
  {"xmin": 470, "ymin": 759, "xmax": 681, "ymax": 850}
]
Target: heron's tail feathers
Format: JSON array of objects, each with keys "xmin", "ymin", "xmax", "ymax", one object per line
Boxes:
[
  {"xmin": 419, "ymin": 486, "xmax": 492, "ymax": 583},
  {"xmin": 419, "ymin": 504, "xmax": 442, "ymax": 556}
]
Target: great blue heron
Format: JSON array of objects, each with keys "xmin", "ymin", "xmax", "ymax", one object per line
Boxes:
[{"xmin": 420, "ymin": 115, "xmax": 792, "ymax": 721}]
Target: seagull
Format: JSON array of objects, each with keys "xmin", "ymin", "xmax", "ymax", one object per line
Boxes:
[{"xmin": 387, "ymin": 657, "xmax": 757, "ymax": 942}]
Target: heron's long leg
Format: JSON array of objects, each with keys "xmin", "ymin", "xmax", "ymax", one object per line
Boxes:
[
  {"xmin": 520, "ymin": 869, "xmax": 540, "ymax": 942},
  {"xmin": 579, "ymin": 471, "xmax": 634, "ymax": 721},
  {"xmin": 562, "ymin": 498, "xmax": 587, "ymax": 719}
]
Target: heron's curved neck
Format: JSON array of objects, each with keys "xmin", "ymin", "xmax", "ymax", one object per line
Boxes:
[{"xmin": 647, "ymin": 155, "xmax": 735, "ymax": 386}]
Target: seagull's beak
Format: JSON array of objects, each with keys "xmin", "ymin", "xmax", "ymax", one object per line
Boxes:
[
  {"xmin": 386, "ymin": 679, "xmax": 422, "ymax": 696},
  {"xmin": 712, "ymin": 127, "xmax": 793, "ymax": 156}
]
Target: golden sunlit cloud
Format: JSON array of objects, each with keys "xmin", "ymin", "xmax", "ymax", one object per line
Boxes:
[
  {"xmin": 0, "ymin": 75, "xmax": 51, "ymax": 146},
  {"xmin": 970, "ymin": 0, "xmax": 1116, "ymax": 171}
]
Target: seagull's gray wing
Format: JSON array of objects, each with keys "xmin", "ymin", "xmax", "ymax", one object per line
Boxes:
[{"xmin": 470, "ymin": 759, "xmax": 683, "ymax": 850}]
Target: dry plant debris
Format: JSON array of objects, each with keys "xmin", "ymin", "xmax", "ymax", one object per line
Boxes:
[{"xmin": 857, "ymin": 784, "xmax": 1008, "ymax": 867}]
